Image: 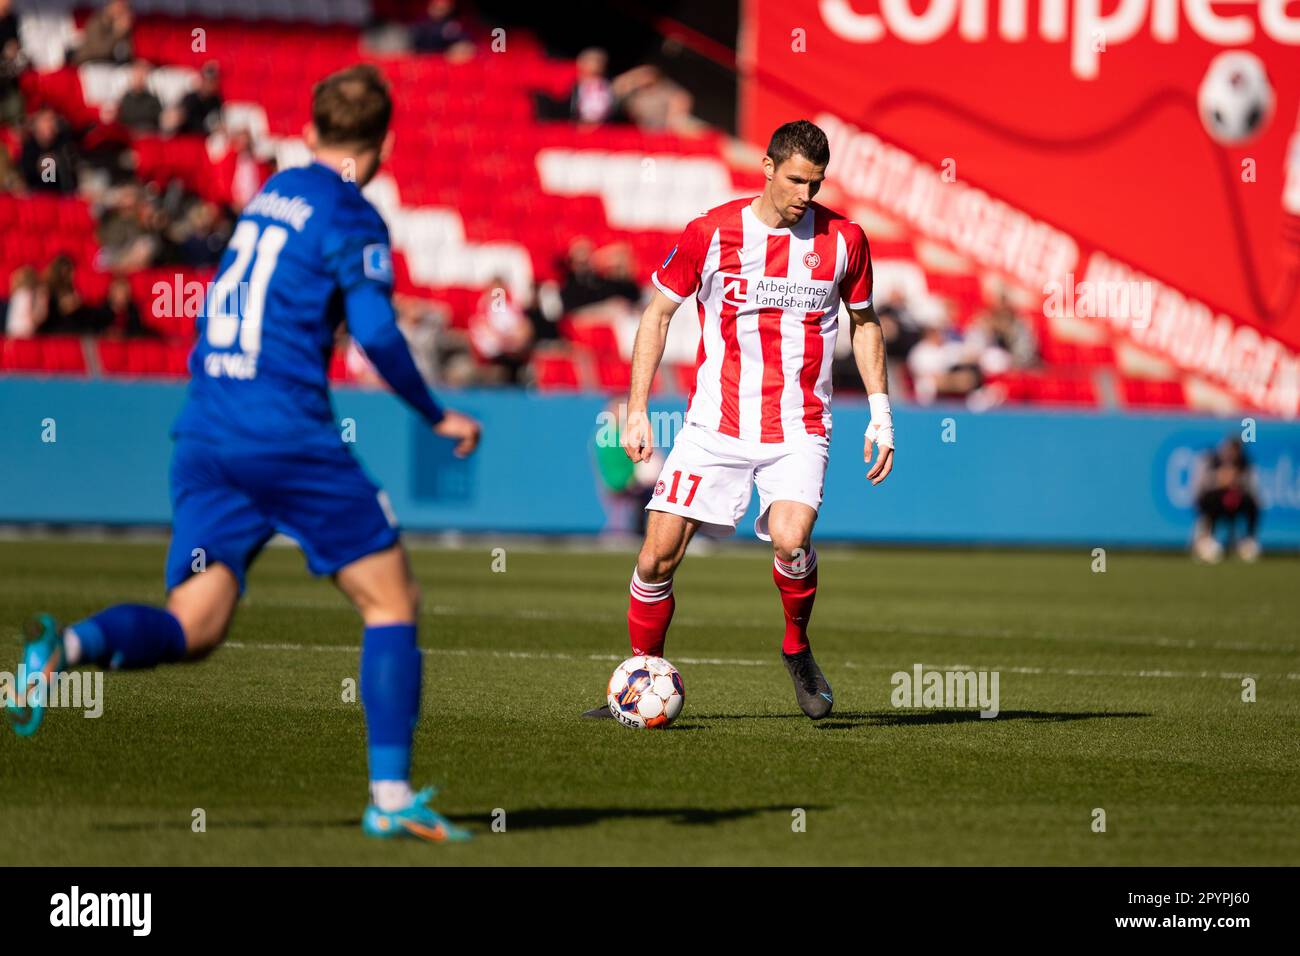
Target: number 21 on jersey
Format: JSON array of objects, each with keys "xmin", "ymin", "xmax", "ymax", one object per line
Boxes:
[{"xmin": 206, "ymin": 220, "xmax": 288, "ymax": 354}]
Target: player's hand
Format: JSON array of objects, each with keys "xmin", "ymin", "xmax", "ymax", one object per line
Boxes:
[
  {"xmin": 622, "ymin": 408, "xmax": 653, "ymax": 463},
  {"xmin": 864, "ymin": 424, "xmax": 894, "ymax": 485},
  {"xmin": 434, "ymin": 410, "xmax": 481, "ymax": 458}
]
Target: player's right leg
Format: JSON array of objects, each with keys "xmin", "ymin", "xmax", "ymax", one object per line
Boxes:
[
  {"xmin": 629, "ymin": 510, "xmax": 699, "ymax": 654},
  {"xmin": 581, "ymin": 510, "xmax": 700, "ymax": 720}
]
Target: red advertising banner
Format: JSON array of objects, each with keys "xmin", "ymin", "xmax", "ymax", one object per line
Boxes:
[{"xmin": 739, "ymin": 0, "xmax": 1300, "ymax": 415}]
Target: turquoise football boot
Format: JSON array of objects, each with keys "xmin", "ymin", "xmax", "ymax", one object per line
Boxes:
[
  {"xmin": 362, "ymin": 786, "xmax": 473, "ymax": 843},
  {"xmin": 5, "ymin": 614, "xmax": 67, "ymax": 737}
]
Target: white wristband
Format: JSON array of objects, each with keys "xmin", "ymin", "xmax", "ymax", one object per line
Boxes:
[
  {"xmin": 867, "ymin": 392, "xmax": 892, "ymax": 425},
  {"xmin": 865, "ymin": 393, "xmax": 894, "ymax": 450}
]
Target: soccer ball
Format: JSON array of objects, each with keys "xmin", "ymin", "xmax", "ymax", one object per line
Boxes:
[
  {"xmin": 1198, "ymin": 51, "xmax": 1274, "ymax": 144},
  {"xmin": 607, "ymin": 656, "xmax": 684, "ymax": 729}
]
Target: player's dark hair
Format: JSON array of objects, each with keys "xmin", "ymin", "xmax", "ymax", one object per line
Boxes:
[
  {"xmin": 766, "ymin": 120, "xmax": 830, "ymax": 169},
  {"xmin": 311, "ymin": 64, "xmax": 393, "ymax": 149}
]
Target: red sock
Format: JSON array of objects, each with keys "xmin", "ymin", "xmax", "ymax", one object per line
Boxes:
[
  {"xmin": 628, "ymin": 570, "xmax": 674, "ymax": 657},
  {"xmin": 773, "ymin": 549, "xmax": 818, "ymax": 655}
]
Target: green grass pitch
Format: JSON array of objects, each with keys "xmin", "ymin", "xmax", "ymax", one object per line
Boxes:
[{"xmin": 1, "ymin": 537, "xmax": 1296, "ymax": 866}]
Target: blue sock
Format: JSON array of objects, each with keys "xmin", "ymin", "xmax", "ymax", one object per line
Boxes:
[
  {"xmin": 69, "ymin": 604, "xmax": 187, "ymax": 669},
  {"xmin": 360, "ymin": 623, "xmax": 422, "ymax": 785}
]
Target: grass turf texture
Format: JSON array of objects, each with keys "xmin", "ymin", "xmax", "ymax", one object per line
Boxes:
[{"xmin": 1, "ymin": 538, "xmax": 1296, "ymax": 866}]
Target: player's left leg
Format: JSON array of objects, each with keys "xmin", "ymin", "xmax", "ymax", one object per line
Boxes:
[
  {"xmin": 5, "ymin": 439, "xmax": 265, "ymax": 736},
  {"xmin": 6, "ymin": 563, "xmax": 244, "ymax": 736},
  {"xmin": 333, "ymin": 543, "xmax": 469, "ymax": 843},
  {"xmin": 766, "ymin": 501, "xmax": 832, "ymax": 719},
  {"xmin": 754, "ymin": 442, "xmax": 832, "ymax": 719}
]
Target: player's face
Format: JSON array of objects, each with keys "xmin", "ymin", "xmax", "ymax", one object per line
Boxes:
[{"xmin": 767, "ymin": 154, "xmax": 826, "ymax": 223}]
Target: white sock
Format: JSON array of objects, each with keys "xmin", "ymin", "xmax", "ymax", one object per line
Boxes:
[
  {"xmin": 371, "ymin": 780, "xmax": 414, "ymax": 812},
  {"xmin": 63, "ymin": 628, "xmax": 82, "ymax": 666}
]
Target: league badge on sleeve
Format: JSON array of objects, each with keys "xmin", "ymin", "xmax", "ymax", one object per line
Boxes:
[{"xmin": 363, "ymin": 243, "xmax": 394, "ymax": 284}]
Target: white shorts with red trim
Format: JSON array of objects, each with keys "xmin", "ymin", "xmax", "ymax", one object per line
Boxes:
[{"xmin": 645, "ymin": 423, "xmax": 828, "ymax": 541}]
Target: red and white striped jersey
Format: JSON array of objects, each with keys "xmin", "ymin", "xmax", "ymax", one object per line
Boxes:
[{"xmin": 652, "ymin": 197, "xmax": 873, "ymax": 444}]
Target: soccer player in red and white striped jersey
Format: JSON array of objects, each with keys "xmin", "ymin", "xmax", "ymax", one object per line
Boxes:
[{"xmin": 585, "ymin": 120, "xmax": 895, "ymax": 722}]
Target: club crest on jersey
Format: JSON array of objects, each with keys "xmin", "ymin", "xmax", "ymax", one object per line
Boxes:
[
  {"xmin": 654, "ymin": 480, "xmax": 665, "ymax": 496},
  {"xmin": 616, "ymin": 669, "xmax": 653, "ymax": 711},
  {"xmin": 720, "ymin": 274, "xmax": 749, "ymax": 306},
  {"xmin": 803, "ymin": 251, "xmax": 821, "ymax": 269}
]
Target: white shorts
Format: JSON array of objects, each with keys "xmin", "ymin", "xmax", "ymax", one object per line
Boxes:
[{"xmin": 646, "ymin": 423, "xmax": 828, "ymax": 540}]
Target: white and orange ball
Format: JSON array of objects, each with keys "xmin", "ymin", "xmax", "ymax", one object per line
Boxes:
[{"xmin": 607, "ymin": 656, "xmax": 685, "ymax": 729}]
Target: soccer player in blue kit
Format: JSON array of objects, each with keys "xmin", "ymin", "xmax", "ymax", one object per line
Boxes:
[{"xmin": 6, "ymin": 65, "xmax": 481, "ymax": 843}]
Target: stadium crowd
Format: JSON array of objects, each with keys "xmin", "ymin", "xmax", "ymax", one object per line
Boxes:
[{"xmin": 1, "ymin": 0, "xmax": 1044, "ymax": 405}]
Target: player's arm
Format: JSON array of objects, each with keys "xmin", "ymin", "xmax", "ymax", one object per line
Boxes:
[
  {"xmin": 622, "ymin": 288, "xmax": 679, "ymax": 463},
  {"xmin": 345, "ymin": 284, "xmax": 480, "ymax": 457},
  {"xmin": 847, "ymin": 302, "xmax": 894, "ymax": 485}
]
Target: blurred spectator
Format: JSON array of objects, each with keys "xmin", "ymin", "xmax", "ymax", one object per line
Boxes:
[
  {"xmin": 117, "ymin": 59, "xmax": 162, "ymax": 132},
  {"xmin": 1192, "ymin": 437, "xmax": 1261, "ymax": 563},
  {"xmin": 612, "ymin": 64, "xmax": 698, "ymax": 133},
  {"xmin": 347, "ymin": 295, "xmax": 468, "ymax": 388},
  {"xmin": 72, "ymin": 0, "xmax": 134, "ymax": 66},
  {"xmin": 0, "ymin": 0, "xmax": 16, "ymax": 52},
  {"xmin": 468, "ymin": 277, "xmax": 533, "ymax": 383},
  {"xmin": 907, "ymin": 317, "xmax": 981, "ymax": 404},
  {"xmin": 0, "ymin": 141, "xmax": 24, "ymax": 194},
  {"xmin": 38, "ymin": 254, "xmax": 97, "ymax": 335},
  {"xmin": 20, "ymin": 109, "xmax": 79, "ymax": 194},
  {"xmin": 0, "ymin": 0, "xmax": 26, "ymax": 127},
  {"xmin": 92, "ymin": 275, "xmax": 155, "ymax": 338},
  {"xmin": 560, "ymin": 237, "xmax": 639, "ymax": 313},
  {"xmin": 410, "ymin": 0, "xmax": 474, "ymax": 60},
  {"xmin": 876, "ymin": 291, "xmax": 923, "ymax": 363},
  {"xmin": 168, "ymin": 199, "xmax": 231, "ymax": 268},
  {"xmin": 570, "ymin": 48, "xmax": 614, "ymax": 125},
  {"xmin": 525, "ymin": 279, "xmax": 564, "ymax": 342},
  {"xmin": 967, "ymin": 292, "xmax": 1037, "ymax": 369},
  {"xmin": 170, "ymin": 62, "xmax": 223, "ymax": 136},
  {"xmin": 5, "ymin": 265, "xmax": 48, "ymax": 338},
  {"xmin": 96, "ymin": 183, "xmax": 158, "ymax": 271},
  {"xmin": 213, "ymin": 128, "xmax": 268, "ymax": 212},
  {"xmin": 831, "ymin": 291, "xmax": 919, "ymax": 394}
]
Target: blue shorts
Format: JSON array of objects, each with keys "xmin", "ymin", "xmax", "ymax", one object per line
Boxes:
[{"xmin": 165, "ymin": 438, "xmax": 400, "ymax": 593}]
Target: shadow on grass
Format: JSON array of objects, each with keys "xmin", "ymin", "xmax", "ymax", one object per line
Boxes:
[
  {"xmin": 691, "ymin": 709, "xmax": 1151, "ymax": 730},
  {"xmin": 95, "ymin": 804, "xmax": 823, "ymax": 834},
  {"xmin": 453, "ymin": 804, "xmax": 830, "ymax": 831},
  {"xmin": 96, "ymin": 818, "xmax": 359, "ymax": 833}
]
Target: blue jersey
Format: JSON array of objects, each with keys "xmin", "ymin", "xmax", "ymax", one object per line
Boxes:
[{"xmin": 173, "ymin": 162, "xmax": 410, "ymax": 451}]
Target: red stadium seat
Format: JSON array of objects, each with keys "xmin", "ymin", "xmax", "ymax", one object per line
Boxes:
[
  {"xmin": 530, "ymin": 351, "xmax": 583, "ymax": 391},
  {"xmin": 98, "ymin": 339, "xmax": 191, "ymax": 378},
  {"xmin": 0, "ymin": 336, "xmax": 88, "ymax": 374},
  {"xmin": 1121, "ymin": 378, "xmax": 1186, "ymax": 408},
  {"xmin": 593, "ymin": 355, "xmax": 631, "ymax": 391}
]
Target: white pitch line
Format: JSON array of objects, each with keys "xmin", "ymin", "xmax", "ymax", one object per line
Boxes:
[
  {"xmin": 232, "ymin": 595, "xmax": 1298, "ymax": 656},
  {"xmin": 218, "ymin": 641, "xmax": 1300, "ymax": 682}
]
